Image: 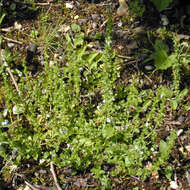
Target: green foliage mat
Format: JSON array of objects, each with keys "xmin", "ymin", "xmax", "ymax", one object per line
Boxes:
[{"xmin": 0, "ymin": 17, "xmax": 188, "ymax": 189}]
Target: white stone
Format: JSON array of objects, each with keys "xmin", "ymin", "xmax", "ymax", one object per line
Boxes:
[
  {"xmin": 170, "ymin": 181, "xmax": 178, "ymax": 189},
  {"xmin": 145, "ymin": 65, "xmax": 153, "ymax": 71},
  {"xmin": 161, "ymin": 14, "xmax": 169, "ymax": 26},
  {"xmin": 66, "ymin": 3, "xmax": 74, "ymax": 9}
]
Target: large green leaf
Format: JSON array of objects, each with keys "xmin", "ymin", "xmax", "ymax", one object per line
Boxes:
[
  {"xmin": 154, "ymin": 51, "xmax": 176, "ymax": 70},
  {"xmin": 151, "ymin": 0, "xmax": 173, "ymax": 12},
  {"xmin": 153, "ymin": 40, "xmax": 176, "ymax": 70}
]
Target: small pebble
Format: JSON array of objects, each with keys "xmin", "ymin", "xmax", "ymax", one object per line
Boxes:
[
  {"xmin": 12, "ymin": 105, "xmax": 24, "ymax": 115},
  {"xmin": 49, "ymin": 60, "xmax": 55, "ymax": 67},
  {"xmin": 145, "ymin": 65, "xmax": 154, "ymax": 71},
  {"xmin": 13, "ymin": 105, "xmax": 19, "ymax": 115},
  {"xmin": 91, "ymin": 14, "xmax": 100, "ymax": 20},
  {"xmin": 74, "ymin": 15, "xmax": 79, "ymax": 19},
  {"xmin": 39, "ymin": 169, "xmax": 47, "ymax": 174},
  {"xmin": 177, "ymin": 129, "xmax": 183, "ymax": 136},
  {"xmin": 118, "ymin": 21, "xmax": 123, "ymax": 27},
  {"xmin": 185, "ymin": 145, "xmax": 190, "ymax": 153},
  {"xmin": 78, "ymin": 19, "xmax": 88, "ymax": 25},
  {"xmin": 3, "ymin": 108, "xmax": 8, "ymax": 117},
  {"xmin": 39, "ymin": 159, "xmax": 46, "ymax": 164},
  {"xmin": 34, "ymin": 172, "xmax": 39, "ymax": 177},
  {"xmin": 27, "ymin": 43, "xmax": 37, "ymax": 54},
  {"xmin": 7, "ymin": 43, "xmax": 15, "ymax": 48},
  {"xmin": 178, "ymin": 115, "xmax": 185, "ymax": 123},
  {"xmin": 161, "ymin": 14, "xmax": 169, "ymax": 26},
  {"xmin": 92, "ymin": 22, "xmax": 97, "ymax": 29},
  {"xmin": 23, "ymin": 186, "xmax": 31, "ymax": 190},
  {"xmin": 14, "ymin": 21, "xmax": 22, "ymax": 30},
  {"xmin": 170, "ymin": 181, "xmax": 178, "ymax": 189},
  {"xmin": 66, "ymin": 2, "xmax": 74, "ymax": 9}
]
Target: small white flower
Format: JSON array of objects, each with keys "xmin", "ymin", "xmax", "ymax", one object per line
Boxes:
[
  {"xmin": 134, "ymin": 145, "xmax": 139, "ymax": 150},
  {"xmin": 1, "ymin": 119, "xmax": 9, "ymax": 126},
  {"xmin": 18, "ymin": 71, "xmax": 22, "ymax": 77},
  {"xmin": 106, "ymin": 118, "xmax": 111, "ymax": 123},
  {"xmin": 125, "ymin": 124, "xmax": 129, "ymax": 129},
  {"xmin": 79, "ymin": 67, "xmax": 84, "ymax": 72},
  {"xmin": 46, "ymin": 113, "xmax": 50, "ymax": 118},
  {"xmin": 59, "ymin": 128, "xmax": 64, "ymax": 134}
]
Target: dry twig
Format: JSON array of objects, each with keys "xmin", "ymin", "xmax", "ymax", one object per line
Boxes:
[
  {"xmin": 50, "ymin": 162, "xmax": 62, "ymax": 190},
  {"xmin": 186, "ymin": 170, "xmax": 190, "ymax": 187},
  {"xmin": 2, "ymin": 36, "xmax": 23, "ymax": 45},
  {"xmin": 116, "ymin": 54, "xmax": 133, "ymax": 60},
  {"xmin": 25, "ymin": 181, "xmax": 39, "ymax": 190},
  {"xmin": 6, "ymin": 67, "xmax": 20, "ymax": 94},
  {"xmin": 0, "ymin": 27, "xmax": 14, "ymax": 32}
]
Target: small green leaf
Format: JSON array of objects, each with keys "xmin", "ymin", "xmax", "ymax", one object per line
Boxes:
[
  {"xmin": 0, "ymin": 145, "xmax": 5, "ymax": 154},
  {"xmin": 184, "ymin": 104, "xmax": 190, "ymax": 111},
  {"xmin": 0, "ymin": 13, "xmax": 6, "ymax": 26},
  {"xmin": 71, "ymin": 24, "xmax": 81, "ymax": 33},
  {"xmin": 102, "ymin": 127, "xmax": 114, "ymax": 139},
  {"xmin": 88, "ymin": 52, "xmax": 99, "ymax": 64},
  {"xmin": 154, "ymin": 51, "xmax": 176, "ymax": 70},
  {"xmin": 165, "ymin": 165, "xmax": 173, "ymax": 180},
  {"xmin": 65, "ymin": 33, "xmax": 72, "ymax": 44},
  {"xmin": 178, "ymin": 89, "xmax": 188, "ymax": 99},
  {"xmin": 154, "ymin": 40, "xmax": 169, "ymax": 53},
  {"xmin": 171, "ymin": 100, "xmax": 178, "ymax": 110},
  {"xmin": 10, "ymin": 3, "xmax": 16, "ymax": 11},
  {"xmin": 74, "ymin": 33, "xmax": 84, "ymax": 47},
  {"xmin": 141, "ymin": 100, "xmax": 152, "ymax": 111},
  {"xmin": 158, "ymin": 87, "xmax": 173, "ymax": 98},
  {"xmin": 159, "ymin": 140, "xmax": 169, "ymax": 157},
  {"xmin": 125, "ymin": 156, "xmax": 131, "ymax": 167}
]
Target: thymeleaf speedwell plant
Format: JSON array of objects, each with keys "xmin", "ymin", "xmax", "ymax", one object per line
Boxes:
[{"xmin": 0, "ymin": 18, "xmax": 187, "ymax": 189}]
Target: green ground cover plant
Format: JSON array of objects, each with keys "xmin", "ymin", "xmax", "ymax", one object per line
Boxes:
[{"xmin": 0, "ymin": 14, "xmax": 189, "ymax": 189}]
